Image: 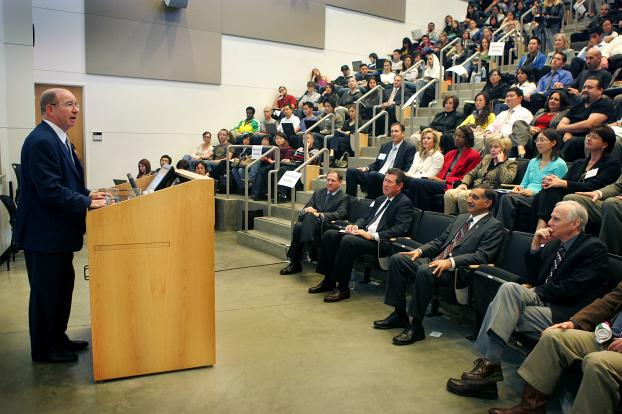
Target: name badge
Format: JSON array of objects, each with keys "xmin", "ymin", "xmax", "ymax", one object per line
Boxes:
[
  {"xmin": 377, "ymin": 153, "xmax": 387, "ymax": 161},
  {"xmin": 584, "ymin": 168, "xmax": 598, "ymax": 179}
]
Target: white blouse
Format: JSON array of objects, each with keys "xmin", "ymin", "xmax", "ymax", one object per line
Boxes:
[{"xmin": 406, "ymin": 150, "xmax": 444, "ymax": 178}]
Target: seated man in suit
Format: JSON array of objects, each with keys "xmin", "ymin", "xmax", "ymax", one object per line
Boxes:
[
  {"xmin": 345, "ymin": 122, "xmax": 415, "ymax": 199},
  {"xmin": 280, "ymin": 170, "xmax": 349, "ymax": 275},
  {"xmin": 488, "ymin": 281, "xmax": 622, "ymax": 414},
  {"xmin": 374, "ymin": 185, "xmax": 504, "ymax": 345},
  {"xmin": 446, "ymin": 200, "xmax": 609, "ymax": 400},
  {"xmin": 565, "ymin": 174, "xmax": 622, "ymax": 255},
  {"xmin": 309, "ymin": 168, "xmax": 413, "ymax": 302},
  {"xmin": 380, "ymin": 74, "xmax": 412, "ymax": 126}
]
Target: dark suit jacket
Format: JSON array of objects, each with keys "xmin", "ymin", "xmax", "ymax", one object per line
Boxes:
[
  {"xmin": 368, "ymin": 141, "xmax": 416, "ymax": 173},
  {"xmin": 382, "ymin": 86, "xmax": 413, "ymax": 106},
  {"xmin": 14, "ymin": 121, "xmax": 91, "ymax": 253},
  {"xmin": 355, "ymin": 192, "xmax": 413, "ymax": 240},
  {"xmin": 419, "ymin": 213, "xmax": 505, "ymax": 267},
  {"xmin": 525, "ymin": 233, "xmax": 609, "ymax": 323},
  {"xmin": 302, "ymin": 188, "xmax": 348, "ymax": 222},
  {"xmin": 572, "ymin": 282, "xmax": 622, "ymax": 332}
]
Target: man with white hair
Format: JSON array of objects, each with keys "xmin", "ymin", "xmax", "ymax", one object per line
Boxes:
[{"xmin": 445, "ymin": 200, "xmax": 610, "ymax": 400}]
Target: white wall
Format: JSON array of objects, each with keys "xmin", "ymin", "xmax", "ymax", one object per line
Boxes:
[{"xmin": 29, "ymin": 0, "xmax": 467, "ymax": 189}]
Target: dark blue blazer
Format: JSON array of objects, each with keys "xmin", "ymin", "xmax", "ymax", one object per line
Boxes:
[
  {"xmin": 14, "ymin": 121, "xmax": 91, "ymax": 253},
  {"xmin": 368, "ymin": 141, "xmax": 416, "ymax": 173},
  {"xmin": 355, "ymin": 192, "xmax": 413, "ymax": 240}
]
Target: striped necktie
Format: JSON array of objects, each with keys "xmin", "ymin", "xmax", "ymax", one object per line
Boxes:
[
  {"xmin": 545, "ymin": 245, "xmax": 566, "ymax": 284},
  {"xmin": 435, "ymin": 218, "xmax": 472, "ymax": 261}
]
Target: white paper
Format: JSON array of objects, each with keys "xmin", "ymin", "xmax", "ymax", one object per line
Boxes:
[
  {"xmin": 573, "ymin": 3, "xmax": 586, "ymax": 15},
  {"xmin": 488, "ymin": 41, "xmax": 505, "ymax": 57},
  {"xmin": 584, "ymin": 168, "xmax": 599, "ymax": 179},
  {"xmin": 251, "ymin": 145, "xmax": 263, "ymax": 159},
  {"xmin": 429, "ymin": 331, "xmax": 443, "ymax": 338},
  {"xmin": 278, "ymin": 170, "xmax": 302, "ymax": 188},
  {"xmin": 377, "ymin": 153, "xmax": 387, "ymax": 160},
  {"xmin": 447, "ymin": 64, "xmax": 468, "ymax": 77}
]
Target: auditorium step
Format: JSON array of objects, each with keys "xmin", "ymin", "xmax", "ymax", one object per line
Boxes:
[
  {"xmin": 253, "ymin": 216, "xmax": 295, "ymax": 240},
  {"xmin": 236, "ymin": 229, "xmax": 289, "ymax": 260}
]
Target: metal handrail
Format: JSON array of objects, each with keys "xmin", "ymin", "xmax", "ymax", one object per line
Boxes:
[
  {"xmin": 305, "ymin": 112, "xmax": 336, "ymax": 150},
  {"xmin": 288, "ymin": 148, "xmax": 330, "ymax": 225},
  {"xmin": 228, "ymin": 145, "xmax": 279, "ymax": 231},
  {"xmin": 399, "ymin": 59, "xmax": 426, "ymax": 118},
  {"xmin": 492, "ymin": 28, "xmax": 519, "ymax": 71},
  {"xmin": 358, "ymin": 110, "xmax": 389, "ymax": 143},
  {"xmin": 440, "ymin": 37, "xmax": 461, "ymax": 87},
  {"xmin": 355, "ymin": 85, "xmax": 384, "ymax": 139},
  {"xmin": 520, "ymin": 5, "xmax": 536, "ymax": 33},
  {"xmin": 404, "ymin": 77, "xmax": 437, "ymax": 108}
]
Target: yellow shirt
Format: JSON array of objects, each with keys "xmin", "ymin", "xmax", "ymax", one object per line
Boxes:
[{"xmin": 459, "ymin": 112, "xmax": 496, "ymax": 130}]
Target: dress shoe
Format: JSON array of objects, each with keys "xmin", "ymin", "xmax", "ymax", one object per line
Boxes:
[
  {"xmin": 488, "ymin": 383, "xmax": 550, "ymax": 414},
  {"xmin": 32, "ymin": 350, "xmax": 78, "ymax": 363},
  {"xmin": 461, "ymin": 358, "xmax": 504, "ymax": 385},
  {"xmin": 302, "ymin": 252, "xmax": 312, "ymax": 264},
  {"xmin": 446, "ymin": 377, "xmax": 499, "ymax": 400},
  {"xmin": 280, "ymin": 262, "xmax": 302, "ymax": 275},
  {"xmin": 323, "ymin": 288, "xmax": 350, "ymax": 302},
  {"xmin": 392, "ymin": 321, "xmax": 425, "ymax": 345},
  {"xmin": 63, "ymin": 339, "xmax": 89, "ymax": 352},
  {"xmin": 276, "ymin": 193, "xmax": 289, "ymax": 203},
  {"xmin": 308, "ymin": 281, "xmax": 335, "ymax": 294},
  {"xmin": 373, "ymin": 311, "xmax": 409, "ymax": 330}
]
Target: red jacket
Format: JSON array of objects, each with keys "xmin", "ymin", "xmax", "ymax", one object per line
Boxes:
[{"xmin": 437, "ymin": 147, "xmax": 481, "ymax": 190}]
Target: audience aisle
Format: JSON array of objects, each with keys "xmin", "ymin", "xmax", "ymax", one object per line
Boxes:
[{"xmin": 0, "ymin": 232, "xmax": 544, "ymax": 413}]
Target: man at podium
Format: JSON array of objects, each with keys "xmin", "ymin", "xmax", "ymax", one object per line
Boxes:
[{"xmin": 14, "ymin": 88, "xmax": 108, "ymax": 363}]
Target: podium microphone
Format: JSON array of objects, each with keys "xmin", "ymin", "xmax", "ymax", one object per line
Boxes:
[{"xmin": 127, "ymin": 173, "xmax": 139, "ymax": 190}]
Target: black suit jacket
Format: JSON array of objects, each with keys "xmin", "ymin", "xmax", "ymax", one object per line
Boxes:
[
  {"xmin": 368, "ymin": 141, "xmax": 416, "ymax": 173},
  {"xmin": 303, "ymin": 188, "xmax": 348, "ymax": 222},
  {"xmin": 419, "ymin": 213, "xmax": 505, "ymax": 267},
  {"xmin": 355, "ymin": 192, "xmax": 413, "ymax": 240},
  {"xmin": 382, "ymin": 86, "xmax": 413, "ymax": 106},
  {"xmin": 14, "ymin": 121, "xmax": 91, "ymax": 253},
  {"xmin": 525, "ymin": 233, "xmax": 609, "ymax": 323}
]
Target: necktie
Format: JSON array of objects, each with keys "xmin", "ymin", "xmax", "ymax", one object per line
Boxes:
[
  {"xmin": 544, "ymin": 70, "xmax": 556, "ymax": 92},
  {"xmin": 388, "ymin": 88, "xmax": 398, "ymax": 104},
  {"xmin": 611, "ymin": 311, "xmax": 622, "ymax": 338},
  {"xmin": 65, "ymin": 138, "xmax": 75, "ymax": 166},
  {"xmin": 545, "ymin": 245, "xmax": 566, "ymax": 284},
  {"xmin": 435, "ymin": 218, "xmax": 473, "ymax": 261},
  {"xmin": 379, "ymin": 145, "xmax": 398, "ymax": 174},
  {"xmin": 322, "ymin": 192, "xmax": 333, "ymax": 211},
  {"xmin": 366, "ymin": 199, "xmax": 391, "ymax": 230}
]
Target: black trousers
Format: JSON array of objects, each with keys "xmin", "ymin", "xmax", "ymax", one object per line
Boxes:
[
  {"xmin": 496, "ymin": 193, "xmax": 536, "ymax": 231},
  {"xmin": 345, "ymin": 168, "xmax": 384, "ymax": 198},
  {"xmin": 252, "ymin": 163, "xmax": 275, "ymax": 198},
  {"xmin": 315, "ymin": 229, "xmax": 377, "ymax": 289},
  {"xmin": 536, "ymin": 187, "xmax": 569, "ymax": 222},
  {"xmin": 404, "ymin": 177, "xmax": 446, "ymax": 210},
  {"xmin": 25, "ymin": 250, "xmax": 75, "ymax": 358},
  {"xmin": 561, "ymin": 135, "xmax": 586, "ymax": 163},
  {"xmin": 287, "ymin": 214, "xmax": 323, "ymax": 262},
  {"xmin": 384, "ymin": 255, "xmax": 451, "ymax": 322}
]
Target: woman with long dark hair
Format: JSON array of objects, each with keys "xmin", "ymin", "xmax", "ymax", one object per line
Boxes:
[
  {"xmin": 137, "ymin": 159, "xmax": 152, "ymax": 178},
  {"xmin": 459, "ymin": 92, "xmax": 496, "ymax": 152}
]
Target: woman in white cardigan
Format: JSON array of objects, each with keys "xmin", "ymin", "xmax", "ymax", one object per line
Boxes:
[{"xmin": 404, "ymin": 128, "xmax": 444, "ymax": 181}]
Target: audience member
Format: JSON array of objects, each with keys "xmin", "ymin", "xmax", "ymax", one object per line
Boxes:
[
  {"xmin": 511, "ymin": 67, "xmax": 537, "ymax": 98},
  {"xmin": 280, "ymin": 170, "xmax": 348, "ymax": 275},
  {"xmin": 517, "ymin": 37, "xmax": 547, "ymax": 71},
  {"xmin": 459, "ymin": 92, "xmax": 496, "ymax": 152},
  {"xmin": 314, "ymin": 99, "xmax": 344, "ymax": 148},
  {"xmin": 425, "ymin": 21, "xmax": 440, "ymax": 43},
  {"xmin": 355, "ymin": 64, "xmax": 372, "ymax": 89},
  {"xmin": 529, "ymin": 90, "xmax": 571, "ymax": 146},
  {"xmin": 368, "ymin": 53, "xmax": 379, "ymax": 71},
  {"xmin": 310, "ymin": 168, "xmax": 413, "ymax": 302},
  {"xmin": 534, "ymin": 125, "xmax": 620, "ymax": 230},
  {"xmin": 569, "ymin": 47, "xmax": 612, "ymax": 98},
  {"xmin": 328, "ymin": 104, "xmax": 359, "ymax": 165},
  {"xmin": 318, "ymin": 83, "xmax": 338, "ymax": 105},
  {"xmin": 404, "ymin": 128, "xmax": 445, "ymax": 181},
  {"xmin": 251, "ymin": 132, "xmax": 294, "ymax": 200},
  {"xmin": 153, "ymin": 154, "xmax": 172, "ymax": 174},
  {"xmin": 481, "ymin": 69, "xmax": 510, "ymax": 103},
  {"xmin": 380, "ymin": 60, "xmax": 396, "ymax": 85},
  {"xmin": 277, "ymin": 104, "xmax": 301, "ymax": 145},
  {"xmin": 546, "ymin": 33, "xmax": 575, "ymax": 64},
  {"xmin": 182, "ymin": 131, "xmax": 213, "ymax": 170},
  {"xmin": 405, "ymin": 126, "xmax": 481, "ymax": 210},
  {"xmin": 333, "ymin": 65, "xmax": 351, "ymax": 88},
  {"xmin": 557, "ymin": 77, "xmax": 615, "ymax": 162},
  {"xmin": 447, "ymin": 201, "xmax": 609, "ymax": 400},
  {"xmin": 484, "ymin": 87, "xmax": 534, "ymax": 158},
  {"xmin": 526, "ymin": 52, "xmax": 573, "ymax": 109},
  {"xmin": 577, "ymin": 26, "xmax": 606, "ymax": 61},
  {"xmin": 273, "ymin": 86, "xmax": 298, "ymax": 110},
  {"xmin": 381, "ymin": 75, "xmax": 413, "ymax": 126},
  {"xmin": 195, "ymin": 161, "xmax": 207, "ymax": 176},
  {"xmin": 136, "ymin": 158, "xmax": 152, "ymax": 179},
  {"xmin": 444, "ymin": 137, "xmax": 517, "ymax": 215},
  {"xmin": 229, "ymin": 134, "xmax": 254, "ymax": 193},
  {"xmin": 346, "ymin": 123, "xmax": 415, "ymax": 199},
  {"xmin": 416, "ymin": 95, "xmax": 465, "ymax": 152},
  {"xmin": 230, "ymin": 106, "xmax": 260, "ymax": 141},
  {"xmin": 375, "ymin": 185, "xmax": 504, "ymax": 345},
  {"xmin": 337, "ymin": 76, "xmax": 363, "ymax": 109},
  {"xmin": 496, "ymin": 128, "xmax": 568, "ymax": 230},
  {"xmin": 391, "ymin": 49, "xmax": 404, "ymax": 73},
  {"xmin": 298, "ymin": 82, "xmax": 321, "ymax": 109}
]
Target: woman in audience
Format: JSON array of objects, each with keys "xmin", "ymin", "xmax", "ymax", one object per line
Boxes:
[
  {"xmin": 401, "ymin": 37, "xmax": 414, "ymax": 57},
  {"xmin": 137, "ymin": 159, "xmax": 152, "ymax": 179},
  {"xmin": 481, "ymin": 69, "xmax": 510, "ymax": 102},
  {"xmin": 495, "ymin": 128, "xmax": 568, "ymax": 230},
  {"xmin": 540, "ymin": 0, "xmax": 565, "ymax": 53},
  {"xmin": 404, "ymin": 125, "xmax": 481, "ymax": 210},
  {"xmin": 460, "ymin": 92, "xmax": 496, "ymax": 152},
  {"xmin": 546, "ymin": 33, "xmax": 575, "ymax": 64},
  {"xmin": 182, "ymin": 131, "xmax": 213, "ymax": 170},
  {"xmin": 252, "ymin": 132, "xmax": 294, "ymax": 201},
  {"xmin": 380, "ymin": 60, "xmax": 396, "ymax": 85},
  {"xmin": 195, "ymin": 161, "xmax": 207, "ymax": 176},
  {"xmin": 318, "ymin": 83, "xmax": 338, "ymax": 105},
  {"xmin": 460, "ymin": 29, "xmax": 476, "ymax": 52},
  {"xmin": 444, "ymin": 136, "xmax": 517, "ymax": 214},
  {"xmin": 310, "ymin": 68, "xmax": 322, "ymax": 86},
  {"xmin": 368, "ymin": 52, "xmax": 379, "ymax": 71},
  {"xmin": 402, "ymin": 55, "xmax": 419, "ymax": 90},
  {"xmin": 529, "ymin": 90, "xmax": 570, "ymax": 142},
  {"xmin": 512, "ymin": 67, "xmax": 537, "ymax": 97},
  {"xmin": 415, "ymin": 94, "xmax": 465, "ymax": 152},
  {"xmin": 404, "ymin": 128, "xmax": 445, "ymax": 182},
  {"xmin": 478, "ymin": 37, "xmax": 491, "ymax": 64},
  {"xmin": 443, "ymin": 15, "xmax": 455, "ymax": 34},
  {"xmin": 229, "ymin": 134, "xmax": 253, "ymax": 193},
  {"xmin": 415, "ymin": 53, "xmax": 442, "ymax": 107},
  {"xmin": 360, "ymin": 77, "xmax": 381, "ymax": 120},
  {"xmin": 534, "ymin": 125, "xmax": 621, "ymax": 230},
  {"xmin": 448, "ymin": 20, "xmax": 462, "ymax": 39},
  {"xmin": 327, "ymin": 104, "xmax": 359, "ymax": 166},
  {"xmin": 435, "ymin": 32, "xmax": 450, "ymax": 53}
]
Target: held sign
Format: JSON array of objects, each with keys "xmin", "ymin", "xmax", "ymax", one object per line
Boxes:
[{"xmin": 278, "ymin": 170, "xmax": 302, "ymax": 188}]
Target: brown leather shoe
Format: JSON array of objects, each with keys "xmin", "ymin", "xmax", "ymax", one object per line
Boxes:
[
  {"xmin": 446, "ymin": 377, "xmax": 498, "ymax": 400},
  {"xmin": 323, "ymin": 288, "xmax": 350, "ymax": 302},
  {"xmin": 461, "ymin": 358, "xmax": 503, "ymax": 385},
  {"xmin": 488, "ymin": 383, "xmax": 550, "ymax": 414},
  {"xmin": 308, "ymin": 280, "xmax": 335, "ymax": 294}
]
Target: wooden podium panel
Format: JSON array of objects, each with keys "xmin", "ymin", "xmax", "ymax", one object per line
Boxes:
[{"xmin": 86, "ymin": 178, "xmax": 215, "ymax": 381}]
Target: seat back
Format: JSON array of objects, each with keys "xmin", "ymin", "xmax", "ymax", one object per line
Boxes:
[
  {"xmin": 497, "ymin": 231, "xmax": 532, "ymax": 276},
  {"xmin": 512, "ymin": 158, "xmax": 530, "ymax": 185},
  {"xmin": 413, "ymin": 211, "xmax": 455, "ymax": 245},
  {"xmin": 607, "ymin": 254, "xmax": 622, "ymax": 292},
  {"xmin": 408, "ymin": 208, "xmax": 423, "ymax": 239},
  {"xmin": 348, "ymin": 197, "xmax": 372, "ymax": 223},
  {"xmin": 0, "ymin": 195, "xmax": 17, "ymax": 227}
]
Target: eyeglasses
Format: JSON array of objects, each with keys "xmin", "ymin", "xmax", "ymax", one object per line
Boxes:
[
  {"xmin": 535, "ymin": 137, "xmax": 551, "ymax": 143},
  {"xmin": 51, "ymin": 101, "xmax": 80, "ymax": 109}
]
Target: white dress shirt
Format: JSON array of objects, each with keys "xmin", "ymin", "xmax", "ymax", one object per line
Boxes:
[{"xmin": 486, "ymin": 105, "xmax": 533, "ymax": 138}]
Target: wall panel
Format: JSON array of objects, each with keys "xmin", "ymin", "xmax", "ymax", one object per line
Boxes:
[{"xmin": 324, "ymin": 0, "xmax": 406, "ymax": 22}]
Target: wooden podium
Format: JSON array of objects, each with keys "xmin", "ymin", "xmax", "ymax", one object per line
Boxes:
[{"xmin": 86, "ymin": 175, "xmax": 215, "ymax": 381}]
